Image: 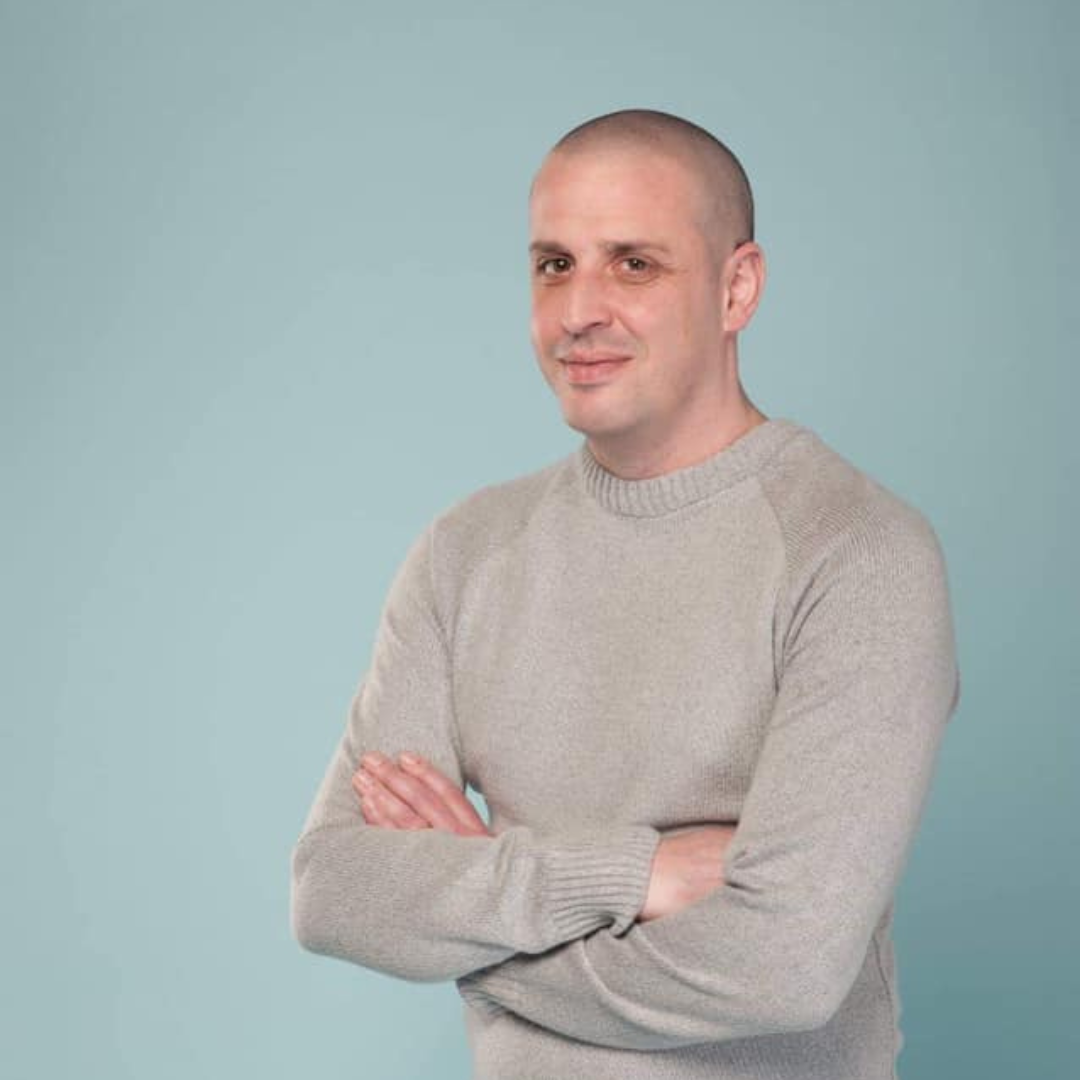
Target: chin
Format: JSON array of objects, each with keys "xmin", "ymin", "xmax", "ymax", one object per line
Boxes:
[{"xmin": 558, "ymin": 407, "xmax": 629, "ymax": 441}]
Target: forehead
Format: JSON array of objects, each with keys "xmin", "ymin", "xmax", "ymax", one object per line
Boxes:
[{"xmin": 529, "ymin": 147, "xmax": 708, "ymax": 239}]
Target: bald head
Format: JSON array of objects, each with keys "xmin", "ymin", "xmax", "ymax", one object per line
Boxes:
[{"xmin": 536, "ymin": 109, "xmax": 755, "ymax": 264}]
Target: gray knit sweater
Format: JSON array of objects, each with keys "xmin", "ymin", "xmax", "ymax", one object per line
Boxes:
[{"xmin": 290, "ymin": 417, "xmax": 961, "ymax": 1079}]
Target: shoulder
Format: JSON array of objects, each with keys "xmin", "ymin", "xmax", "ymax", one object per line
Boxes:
[
  {"xmin": 756, "ymin": 421, "xmax": 948, "ymax": 583},
  {"xmin": 435, "ymin": 451, "xmax": 573, "ymax": 541},
  {"xmin": 416, "ymin": 448, "xmax": 577, "ymax": 588},
  {"xmin": 760, "ymin": 422, "xmax": 960, "ymax": 719}
]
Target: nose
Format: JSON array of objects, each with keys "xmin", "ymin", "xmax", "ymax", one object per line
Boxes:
[{"xmin": 561, "ymin": 271, "xmax": 612, "ymax": 336}]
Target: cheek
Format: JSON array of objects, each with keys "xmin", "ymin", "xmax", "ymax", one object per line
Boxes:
[
  {"xmin": 618, "ymin": 299, "xmax": 668, "ymax": 349},
  {"xmin": 658, "ymin": 292, "xmax": 708, "ymax": 351},
  {"xmin": 530, "ymin": 295, "xmax": 560, "ymax": 352}
]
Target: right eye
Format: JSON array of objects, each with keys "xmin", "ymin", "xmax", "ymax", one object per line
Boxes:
[{"xmin": 536, "ymin": 256, "xmax": 572, "ymax": 277}]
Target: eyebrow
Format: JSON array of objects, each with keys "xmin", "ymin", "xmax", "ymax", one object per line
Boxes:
[{"xmin": 529, "ymin": 239, "xmax": 673, "ymax": 256}]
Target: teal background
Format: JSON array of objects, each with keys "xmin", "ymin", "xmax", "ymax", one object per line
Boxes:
[{"xmin": 2, "ymin": 1, "xmax": 1076, "ymax": 1077}]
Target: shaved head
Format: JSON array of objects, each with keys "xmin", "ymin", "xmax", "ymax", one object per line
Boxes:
[{"xmin": 535, "ymin": 108, "xmax": 755, "ymax": 266}]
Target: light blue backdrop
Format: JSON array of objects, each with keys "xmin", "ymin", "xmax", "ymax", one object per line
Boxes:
[{"xmin": 3, "ymin": 2, "xmax": 1076, "ymax": 1077}]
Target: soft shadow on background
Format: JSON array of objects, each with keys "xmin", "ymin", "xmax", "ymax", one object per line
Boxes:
[{"xmin": 3, "ymin": 2, "xmax": 1076, "ymax": 1077}]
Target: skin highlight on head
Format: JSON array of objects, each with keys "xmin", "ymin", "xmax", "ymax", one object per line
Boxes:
[
  {"xmin": 528, "ymin": 109, "xmax": 768, "ymax": 479},
  {"xmin": 544, "ymin": 109, "xmax": 756, "ymax": 268}
]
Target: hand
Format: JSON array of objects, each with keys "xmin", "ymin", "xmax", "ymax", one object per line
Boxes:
[
  {"xmin": 352, "ymin": 752, "xmax": 493, "ymax": 838},
  {"xmin": 638, "ymin": 825, "xmax": 737, "ymax": 923}
]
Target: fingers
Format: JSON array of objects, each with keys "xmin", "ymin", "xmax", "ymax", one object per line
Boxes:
[
  {"xmin": 353, "ymin": 752, "xmax": 482, "ymax": 835},
  {"xmin": 352, "ymin": 769, "xmax": 428, "ymax": 829},
  {"xmin": 397, "ymin": 753, "xmax": 491, "ymax": 836}
]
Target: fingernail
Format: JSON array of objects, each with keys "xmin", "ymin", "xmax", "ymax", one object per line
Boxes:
[{"xmin": 400, "ymin": 753, "xmax": 420, "ymax": 767}]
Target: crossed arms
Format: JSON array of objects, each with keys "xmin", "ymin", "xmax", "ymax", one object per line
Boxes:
[
  {"xmin": 290, "ymin": 526, "xmax": 665, "ymax": 980},
  {"xmin": 290, "ymin": 513, "xmax": 961, "ymax": 1050}
]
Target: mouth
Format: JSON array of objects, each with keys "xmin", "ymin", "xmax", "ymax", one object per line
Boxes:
[{"xmin": 560, "ymin": 355, "xmax": 631, "ymax": 384}]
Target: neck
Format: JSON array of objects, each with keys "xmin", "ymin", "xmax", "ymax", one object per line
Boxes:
[
  {"xmin": 577, "ymin": 413, "xmax": 798, "ymax": 518},
  {"xmin": 585, "ymin": 401, "xmax": 769, "ymax": 481}
]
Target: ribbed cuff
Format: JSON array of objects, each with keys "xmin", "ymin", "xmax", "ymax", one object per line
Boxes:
[{"xmin": 537, "ymin": 824, "xmax": 661, "ymax": 937}]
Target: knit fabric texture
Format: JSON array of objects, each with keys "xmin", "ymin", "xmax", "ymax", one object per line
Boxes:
[{"xmin": 291, "ymin": 416, "xmax": 962, "ymax": 1079}]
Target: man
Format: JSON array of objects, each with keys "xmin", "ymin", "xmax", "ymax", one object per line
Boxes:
[{"xmin": 291, "ymin": 109, "xmax": 961, "ymax": 1079}]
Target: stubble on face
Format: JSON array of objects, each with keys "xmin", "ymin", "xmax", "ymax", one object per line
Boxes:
[{"xmin": 528, "ymin": 146, "xmax": 731, "ymax": 443}]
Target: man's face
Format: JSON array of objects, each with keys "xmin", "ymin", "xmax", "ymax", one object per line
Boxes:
[{"xmin": 529, "ymin": 146, "xmax": 730, "ymax": 455}]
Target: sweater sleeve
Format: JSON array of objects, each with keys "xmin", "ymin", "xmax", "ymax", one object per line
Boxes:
[
  {"xmin": 290, "ymin": 520, "xmax": 661, "ymax": 983},
  {"xmin": 455, "ymin": 512, "xmax": 962, "ymax": 1047}
]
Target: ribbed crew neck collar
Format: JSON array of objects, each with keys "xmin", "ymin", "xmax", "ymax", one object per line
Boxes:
[{"xmin": 577, "ymin": 418, "xmax": 803, "ymax": 518}]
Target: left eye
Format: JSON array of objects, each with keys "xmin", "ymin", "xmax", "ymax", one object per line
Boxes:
[{"xmin": 622, "ymin": 257, "xmax": 650, "ymax": 273}]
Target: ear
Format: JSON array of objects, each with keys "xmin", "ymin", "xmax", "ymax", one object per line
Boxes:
[{"xmin": 721, "ymin": 242, "xmax": 766, "ymax": 333}]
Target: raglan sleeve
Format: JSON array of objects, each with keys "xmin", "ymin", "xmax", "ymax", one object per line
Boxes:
[
  {"xmin": 289, "ymin": 516, "xmax": 661, "ymax": 983},
  {"xmin": 455, "ymin": 510, "xmax": 962, "ymax": 1047}
]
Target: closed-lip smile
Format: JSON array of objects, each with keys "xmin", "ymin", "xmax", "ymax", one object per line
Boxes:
[
  {"xmin": 560, "ymin": 354, "xmax": 630, "ymax": 384},
  {"xmin": 563, "ymin": 353, "xmax": 630, "ymax": 364}
]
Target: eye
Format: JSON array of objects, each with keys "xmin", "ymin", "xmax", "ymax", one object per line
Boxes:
[
  {"xmin": 618, "ymin": 255, "xmax": 657, "ymax": 279},
  {"xmin": 536, "ymin": 255, "xmax": 572, "ymax": 277}
]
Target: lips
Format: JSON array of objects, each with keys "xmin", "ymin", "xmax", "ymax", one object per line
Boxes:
[
  {"xmin": 561, "ymin": 356, "xmax": 630, "ymax": 384},
  {"xmin": 563, "ymin": 352, "xmax": 629, "ymax": 364}
]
